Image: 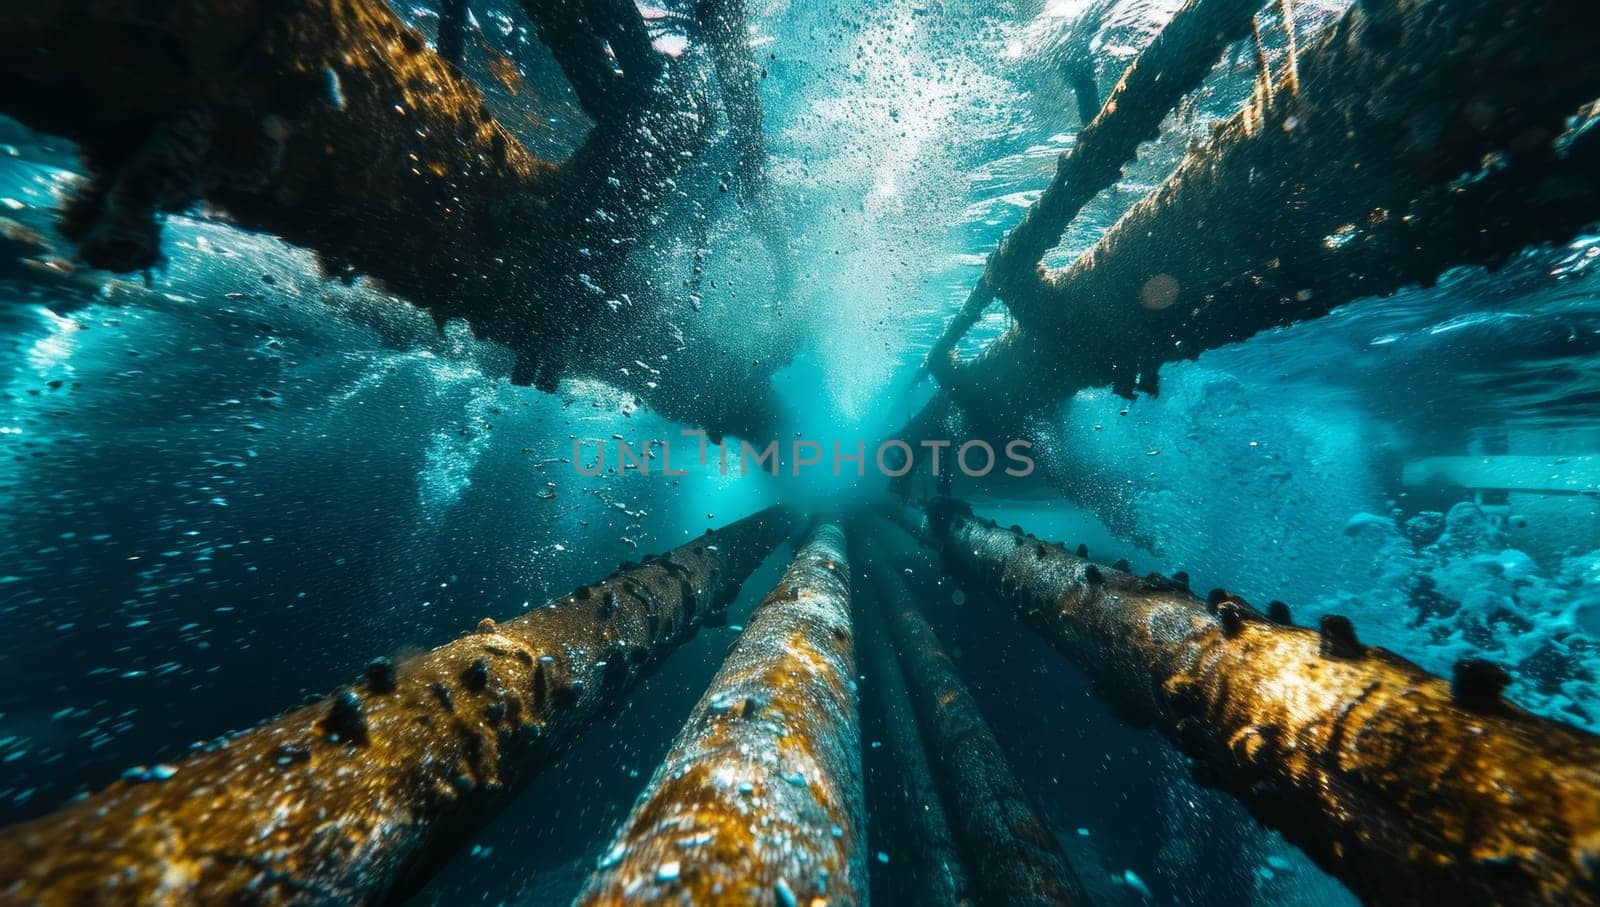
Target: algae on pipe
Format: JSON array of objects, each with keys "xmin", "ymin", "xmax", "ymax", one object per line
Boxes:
[
  {"xmin": 921, "ymin": 497, "xmax": 1600, "ymax": 907},
  {"xmin": 0, "ymin": 506, "xmax": 794, "ymax": 905},
  {"xmin": 578, "ymin": 522, "xmax": 866, "ymax": 906}
]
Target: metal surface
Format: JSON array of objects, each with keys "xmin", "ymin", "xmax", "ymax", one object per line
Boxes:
[
  {"xmin": 0, "ymin": 506, "xmax": 794, "ymax": 905},
  {"xmin": 577, "ymin": 523, "xmax": 866, "ymax": 906},
  {"xmin": 922, "ymin": 497, "xmax": 1600, "ymax": 906},
  {"xmin": 868, "ymin": 535, "xmax": 1087, "ymax": 906}
]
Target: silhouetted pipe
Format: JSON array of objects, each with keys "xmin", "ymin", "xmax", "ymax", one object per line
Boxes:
[
  {"xmin": 521, "ymin": 0, "xmax": 663, "ymax": 121},
  {"xmin": 1056, "ymin": 0, "xmax": 1118, "ymax": 126},
  {"xmin": 868, "ymin": 536, "xmax": 1088, "ymax": 906},
  {"xmin": 1069, "ymin": 67, "xmax": 1100, "ymax": 129},
  {"xmin": 577, "ymin": 523, "xmax": 866, "ymax": 906},
  {"xmin": 855, "ymin": 535, "xmax": 973, "ymax": 906},
  {"xmin": 0, "ymin": 506, "xmax": 795, "ymax": 905},
  {"xmin": 920, "ymin": 497, "xmax": 1600, "ymax": 906}
]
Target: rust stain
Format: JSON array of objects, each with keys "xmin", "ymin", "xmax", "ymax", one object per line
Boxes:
[
  {"xmin": 579, "ymin": 523, "xmax": 865, "ymax": 906},
  {"xmin": 0, "ymin": 508, "xmax": 793, "ymax": 905},
  {"xmin": 925, "ymin": 498, "xmax": 1600, "ymax": 906}
]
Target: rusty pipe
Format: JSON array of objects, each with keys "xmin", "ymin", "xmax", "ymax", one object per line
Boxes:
[
  {"xmin": 0, "ymin": 506, "xmax": 795, "ymax": 905},
  {"xmin": 921, "ymin": 497, "xmax": 1600, "ymax": 906},
  {"xmin": 867, "ymin": 534, "xmax": 1088, "ymax": 906},
  {"xmin": 576, "ymin": 522, "xmax": 865, "ymax": 906}
]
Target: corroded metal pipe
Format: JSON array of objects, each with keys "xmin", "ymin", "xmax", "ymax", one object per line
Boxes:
[
  {"xmin": 854, "ymin": 535, "xmax": 973, "ymax": 906},
  {"xmin": 0, "ymin": 2, "xmax": 764, "ymax": 435},
  {"xmin": 577, "ymin": 523, "xmax": 865, "ymax": 906},
  {"xmin": 0, "ymin": 0, "xmax": 549, "ymax": 282},
  {"xmin": 924, "ymin": 0, "xmax": 1263, "ymax": 381},
  {"xmin": 868, "ymin": 535, "xmax": 1089, "ymax": 907},
  {"xmin": 0, "ymin": 506, "xmax": 794, "ymax": 905},
  {"xmin": 921, "ymin": 497, "xmax": 1600, "ymax": 906},
  {"xmin": 943, "ymin": 0, "xmax": 1600, "ymax": 411}
]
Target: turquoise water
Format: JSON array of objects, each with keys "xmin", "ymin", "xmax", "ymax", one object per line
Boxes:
[{"xmin": 1, "ymin": 0, "xmax": 1598, "ymax": 903}]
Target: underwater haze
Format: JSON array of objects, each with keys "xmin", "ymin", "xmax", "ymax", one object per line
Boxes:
[{"xmin": 1, "ymin": 0, "xmax": 1599, "ymax": 905}]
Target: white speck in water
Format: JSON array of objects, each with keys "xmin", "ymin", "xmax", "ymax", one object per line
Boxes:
[{"xmin": 597, "ymin": 842, "xmax": 626, "ymax": 869}]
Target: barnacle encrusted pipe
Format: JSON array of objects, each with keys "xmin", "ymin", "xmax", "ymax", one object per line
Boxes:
[
  {"xmin": 867, "ymin": 535, "xmax": 1088, "ymax": 906},
  {"xmin": 924, "ymin": 0, "xmax": 1264, "ymax": 380},
  {"xmin": 0, "ymin": 0, "xmax": 549, "ymax": 282},
  {"xmin": 576, "ymin": 522, "xmax": 866, "ymax": 906},
  {"xmin": 942, "ymin": 0, "xmax": 1600, "ymax": 410},
  {"xmin": 853, "ymin": 534, "xmax": 973, "ymax": 906},
  {"xmin": 0, "ymin": 505, "xmax": 795, "ymax": 905},
  {"xmin": 921, "ymin": 497, "xmax": 1600, "ymax": 906},
  {"xmin": 0, "ymin": 1, "xmax": 759, "ymax": 435}
]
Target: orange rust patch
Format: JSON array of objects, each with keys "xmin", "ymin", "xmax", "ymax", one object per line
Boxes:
[
  {"xmin": 579, "ymin": 524, "xmax": 864, "ymax": 907},
  {"xmin": 935, "ymin": 504, "xmax": 1600, "ymax": 906},
  {"xmin": 0, "ymin": 508, "xmax": 791, "ymax": 904}
]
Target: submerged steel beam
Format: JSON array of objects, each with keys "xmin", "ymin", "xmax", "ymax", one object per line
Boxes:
[
  {"xmin": 577, "ymin": 523, "xmax": 865, "ymax": 906},
  {"xmin": 0, "ymin": 2, "xmax": 776, "ymax": 438},
  {"xmin": 0, "ymin": 506, "xmax": 794, "ymax": 905},
  {"xmin": 942, "ymin": 0, "xmax": 1600, "ymax": 412},
  {"xmin": 854, "ymin": 535, "xmax": 973, "ymax": 906},
  {"xmin": 920, "ymin": 497, "xmax": 1600, "ymax": 906},
  {"xmin": 867, "ymin": 535, "xmax": 1088, "ymax": 906},
  {"xmin": 0, "ymin": 1, "xmax": 551, "ymax": 281},
  {"xmin": 924, "ymin": 0, "xmax": 1264, "ymax": 382}
]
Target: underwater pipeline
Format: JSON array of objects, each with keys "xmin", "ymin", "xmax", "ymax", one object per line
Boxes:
[
  {"xmin": 865, "ymin": 532, "xmax": 1089, "ymax": 906},
  {"xmin": 912, "ymin": 497, "xmax": 1600, "ymax": 907},
  {"xmin": 851, "ymin": 533, "xmax": 973, "ymax": 907},
  {"xmin": 0, "ymin": 506, "xmax": 794, "ymax": 904}
]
